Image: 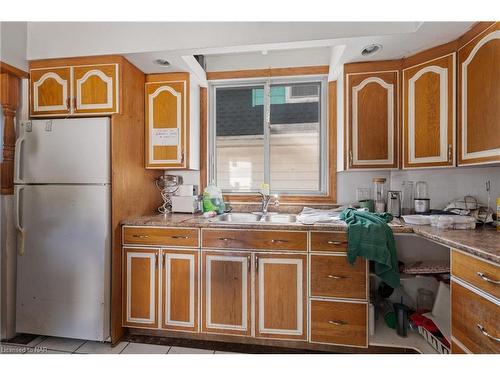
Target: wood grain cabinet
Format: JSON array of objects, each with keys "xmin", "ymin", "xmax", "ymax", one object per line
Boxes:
[
  {"xmin": 123, "ymin": 247, "xmax": 159, "ymax": 328},
  {"xmin": 30, "ymin": 63, "xmax": 119, "ymax": 117},
  {"xmin": 72, "ymin": 64, "xmax": 118, "ymax": 114},
  {"xmin": 201, "ymin": 251, "xmax": 251, "ymax": 336},
  {"xmin": 458, "ymin": 22, "xmax": 500, "ymax": 165},
  {"xmin": 403, "ymin": 53, "xmax": 456, "ymax": 168},
  {"xmin": 345, "ymin": 67, "xmax": 399, "ymax": 169},
  {"xmin": 451, "ymin": 249, "xmax": 500, "ymax": 353},
  {"xmin": 30, "ymin": 67, "xmax": 71, "ymax": 116},
  {"xmin": 161, "ymin": 250, "xmax": 198, "ymax": 332},
  {"xmin": 255, "ymin": 253, "xmax": 307, "ymax": 340},
  {"xmin": 145, "ymin": 73, "xmax": 190, "ymax": 169}
]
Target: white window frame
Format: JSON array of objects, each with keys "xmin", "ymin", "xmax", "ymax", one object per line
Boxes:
[{"xmin": 208, "ymin": 75, "xmax": 328, "ymax": 196}]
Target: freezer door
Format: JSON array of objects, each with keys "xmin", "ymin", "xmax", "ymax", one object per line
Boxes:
[
  {"xmin": 15, "ymin": 118, "xmax": 110, "ymax": 184},
  {"xmin": 16, "ymin": 184, "xmax": 110, "ymax": 341}
]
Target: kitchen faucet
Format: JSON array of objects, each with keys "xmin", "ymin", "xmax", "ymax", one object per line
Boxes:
[{"xmin": 259, "ymin": 192, "xmax": 279, "ymax": 215}]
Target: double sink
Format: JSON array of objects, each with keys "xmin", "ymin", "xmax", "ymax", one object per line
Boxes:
[{"xmin": 210, "ymin": 212, "xmax": 297, "ymax": 224}]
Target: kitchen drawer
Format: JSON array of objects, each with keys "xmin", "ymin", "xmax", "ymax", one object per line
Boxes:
[
  {"xmin": 452, "ymin": 249, "xmax": 500, "ymax": 299},
  {"xmin": 310, "ymin": 255, "xmax": 367, "ymax": 300},
  {"xmin": 123, "ymin": 226, "xmax": 199, "ymax": 247},
  {"xmin": 451, "ymin": 281, "xmax": 500, "ymax": 353},
  {"xmin": 310, "ymin": 300, "xmax": 367, "ymax": 347},
  {"xmin": 201, "ymin": 229, "xmax": 307, "ymax": 251},
  {"xmin": 310, "ymin": 231, "xmax": 348, "ymax": 252}
]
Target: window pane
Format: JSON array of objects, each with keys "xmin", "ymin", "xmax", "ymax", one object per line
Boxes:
[
  {"xmin": 216, "ymin": 86, "xmax": 265, "ymax": 191},
  {"xmin": 269, "ymin": 83, "xmax": 321, "ymax": 192}
]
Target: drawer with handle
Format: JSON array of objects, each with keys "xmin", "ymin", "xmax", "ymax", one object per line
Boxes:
[
  {"xmin": 201, "ymin": 229, "xmax": 307, "ymax": 251},
  {"xmin": 311, "ymin": 231, "xmax": 348, "ymax": 252},
  {"xmin": 310, "ymin": 299, "xmax": 367, "ymax": 347},
  {"xmin": 451, "ymin": 249, "xmax": 500, "ymax": 299},
  {"xmin": 451, "ymin": 281, "xmax": 500, "ymax": 353},
  {"xmin": 123, "ymin": 226, "xmax": 199, "ymax": 247},
  {"xmin": 311, "ymin": 255, "xmax": 367, "ymax": 300}
]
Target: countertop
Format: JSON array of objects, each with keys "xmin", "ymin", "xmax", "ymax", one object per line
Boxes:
[{"xmin": 122, "ymin": 214, "xmax": 500, "ymax": 264}]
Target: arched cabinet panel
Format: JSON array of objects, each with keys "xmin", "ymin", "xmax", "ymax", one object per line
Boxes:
[
  {"xmin": 458, "ymin": 23, "xmax": 500, "ymax": 165},
  {"xmin": 403, "ymin": 53, "xmax": 455, "ymax": 168},
  {"xmin": 30, "ymin": 67, "xmax": 71, "ymax": 116},
  {"xmin": 73, "ymin": 64, "xmax": 118, "ymax": 114}
]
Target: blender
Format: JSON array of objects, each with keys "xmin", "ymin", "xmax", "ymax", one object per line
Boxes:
[{"xmin": 414, "ymin": 181, "xmax": 430, "ymax": 214}]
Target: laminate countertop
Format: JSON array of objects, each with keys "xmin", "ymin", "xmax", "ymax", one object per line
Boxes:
[{"xmin": 122, "ymin": 214, "xmax": 500, "ymax": 264}]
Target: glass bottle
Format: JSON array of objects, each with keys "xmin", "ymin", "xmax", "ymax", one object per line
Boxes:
[{"xmin": 373, "ymin": 178, "xmax": 387, "ymax": 213}]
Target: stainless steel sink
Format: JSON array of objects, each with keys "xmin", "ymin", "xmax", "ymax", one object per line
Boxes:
[
  {"xmin": 210, "ymin": 212, "xmax": 297, "ymax": 224},
  {"xmin": 211, "ymin": 213, "xmax": 263, "ymax": 223},
  {"xmin": 260, "ymin": 214, "xmax": 297, "ymax": 223}
]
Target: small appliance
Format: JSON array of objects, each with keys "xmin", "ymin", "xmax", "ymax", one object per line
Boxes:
[{"xmin": 387, "ymin": 190, "xmax": 402, "ymax": 217}]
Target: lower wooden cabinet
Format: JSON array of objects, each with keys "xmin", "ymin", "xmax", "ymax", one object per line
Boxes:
[
  {"xmin": 310, "ymin": 299, "xmax": 368, "ymax": 347},
  {"xmin": 201, "ymin": 251, "xmax": 251, "ymax": 336},
  {"xmin": 161, "ymin": 250, "xmax": 198, "ymax": 332},
  {"xmin": 255, "ymin": 253, "xmax": 307, "ymax": 340},
  {"xmin": 123, "ymin": 247, "xmax": 159, "ymax": 328},
  {"xmin": 451, "ymin": 281, "xmax": 500, "ymax": 353}
]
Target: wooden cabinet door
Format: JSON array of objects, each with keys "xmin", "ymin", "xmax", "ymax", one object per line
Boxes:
[
  {"xmin": 458, "ymin": 23, "xmax": 500, "ymax": 165},
  {"xmin": 202, "ymin": 251, "xmax": 251, "ymax": 336},
  {"xmin": 73, "ymin": 64, "xmax": 119, "ymax": 114},
  {"xmin": 161, "ymin": 250, "xmax": 198, "ymax": 332},
  {"xmin": 255, "ymin": 253, "xmax": 307, "ymax": 340},
  {"xmin": 30, "ymin": 67, "xmax": 71, "ymax": 116},
  {"xmin": 145, "ymin": 73, "xmax": 190, "ymax": 169},
  {"xmin": 403, "ymin": 53, "xmax": 455, "ymax": 168},
  {"xmin": 123, "ymin": 247, "xmax": 159, "ymax": 328},
  {"xmin": 346, "ymin": 71, "xmax": 398, "ymax": 169}
]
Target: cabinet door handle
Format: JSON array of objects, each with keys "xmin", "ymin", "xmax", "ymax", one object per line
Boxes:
[
  {"xmin": 66, "ymin": 97, "xmax": 70, "ymax": 110},
  {"xmin": 132, "ymin": 234, "xmax": 149, "ymax": 239},
  {"xmin": 448, "ymin": 144, "xmax": 453, "ymax": 163},
  {"xmin": 328, "ymin": 320, "xmax": 347, "ymax": 326},
  {"xmin": 271, "ymin": 239, "xmax": 289, "ymax": 243},
  {"xmin": 171, "ymin": 235, "xmax": 189, "ymax": 239},
  {"xmin": 255, "ymin": 255, "xmax": 259, "ymax": 273},
  {"xmin": 349, "ymin": 150, "xmax": 353, "ymax": 167},
  {"xmin": 247, "ymin": 255, "xmax": 251, "ymax": 272},
  {"xmin": 327, "ymin": 240, "xmax": 344, "ymax": 245},
  {"xmin": 217, "ymin": 237, "xmax": 234, "ymax": 242},
  {"xmin": 162, "ymin": 253, "xmax": 166, "ymax": 268},
  {"xmin": 155, "ymin": 253, "xmax": 159, "ymax": 268},
  {"xmin": 477, "ymin": 324, "xmax": 500, "ymax": 342},
  {"xmin": 327, "ymin": 275, "xmax": 347, "ymax": 280},
  {"xmin": 476, "ymin": 272, "xmax": 500, "ymax": 285}
]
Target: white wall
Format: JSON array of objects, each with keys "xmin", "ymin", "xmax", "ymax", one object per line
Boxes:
[{"xmin": 0, "ymin": 22, "xmax": 28, "ymax": 71}]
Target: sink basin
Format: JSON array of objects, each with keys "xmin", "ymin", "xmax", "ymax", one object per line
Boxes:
[
  {"xmin": 260, "ymin": 214, "xmax": 297, "ymax": 223},
  {"xmin": 211, "ymin": 213, "xmax": 263, "ymax": 223},
  {"xmin": 210, "ymin": 212, "xmax": 298, "ymax": 224}
]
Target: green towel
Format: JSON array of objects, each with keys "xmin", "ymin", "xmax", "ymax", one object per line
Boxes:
[{"xmin": 340, "ymin": 208, "xmax": 400, "ymax": 288}]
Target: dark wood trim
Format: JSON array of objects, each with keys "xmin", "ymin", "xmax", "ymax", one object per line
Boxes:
[
  {"xmin": 206, "ymin": 65, "xmax": 329, "ymax": 81},
  {"xmin": 0, "ymin": 61, "xmax": 28, "ymax": 78},
  {"xmin": 29, "ymin": 55, "xmax": 125, "ymax": 69},
  {"xmin": 343, "ymin": 59, "xmax": 403, "ymax": 75},
  {"xmin": 402, "ymin": 40, "xmax": 457, "ymax": 69},
  {"xmin": 0, "ymin": 73, "xmax": 19, "ymax": 195},
  {"xmin": 457, "ymin": 21, "xmax": 496, "ymax": 50}
]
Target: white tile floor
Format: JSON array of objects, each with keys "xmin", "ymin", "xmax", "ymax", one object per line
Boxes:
[{"xmin": 0, "ymin": 336, "xmax": 243, "ymax": 354}]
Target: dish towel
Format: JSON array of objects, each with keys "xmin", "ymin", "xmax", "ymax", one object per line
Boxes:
[{"xmin": 340, "ymin": 208, "xmax": 400, "ymax": 288}]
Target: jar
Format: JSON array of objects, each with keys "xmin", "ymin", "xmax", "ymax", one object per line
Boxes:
[
  {"xmin": 417, "ymin": 288, "xmax": 434, "ymax": 312},
  {"xmin": 373, "ymin": 178, "xmax": 386, "ymax": 213}
]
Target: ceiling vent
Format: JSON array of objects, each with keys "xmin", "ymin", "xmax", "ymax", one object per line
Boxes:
[
  {"xmin": 154, "ymin": 59, "xmax": 171, "ymax": 67},
  {"xmin": 361, "ymin": 44, "xmax": 382, "ymax": 57}
]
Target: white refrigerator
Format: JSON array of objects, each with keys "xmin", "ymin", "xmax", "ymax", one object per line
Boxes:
[{"xmin": 14, "ymin": 118, "xmax": 111, "ymax": 341}]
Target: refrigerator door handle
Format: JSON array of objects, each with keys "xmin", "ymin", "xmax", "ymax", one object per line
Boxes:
[
  {"xmin": 14, "ymin": 185, "xmax": 26, "ymax": 256},
  {"xmin": 14, "ymin": 133, "xmax": 26, "ymax": 183}
]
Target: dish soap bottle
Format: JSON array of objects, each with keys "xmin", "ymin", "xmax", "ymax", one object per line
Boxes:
[{"xmin": 202, "ymin": 184, "xmax": 226, "ymax": 214}]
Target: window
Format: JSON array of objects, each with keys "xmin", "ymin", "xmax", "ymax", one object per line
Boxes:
[{"xmin": 208, "ymin": 77, "xmax": 328, "ymax": 195}]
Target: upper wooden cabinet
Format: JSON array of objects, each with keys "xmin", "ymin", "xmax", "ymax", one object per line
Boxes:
[
  {"xmin": 30, "ymin": 59, "xmax": 120, "ymax": 117},
  {"xmin": 345, "ymin": 63, "xmax": 399, "ymax": 169},
  {"xmin": 458, "ymin": 22, "xmax": 500, "ymax": 165},
  {"xmin": 145, "ymin": 73, "xmax": 190, "ymax": 169},
  {"xmin": 72, "ymin": 64, "xmax": 118, "ymax": 114},
  {"xmin": 402, "ymin": 52, "xmax": 456, "ymax": 168},
  {"xmin": 30, "ymin": 67, "xmax": 71, "ymax": 116}
]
